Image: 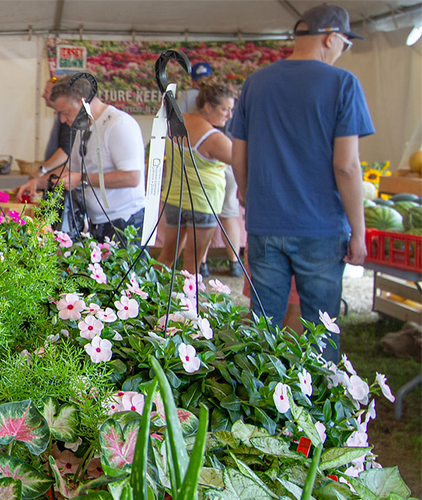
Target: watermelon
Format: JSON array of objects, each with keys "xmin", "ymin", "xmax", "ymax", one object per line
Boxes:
[
  {"xmin": 363, "ymin": 199, "xmax": 376, "ymax": 208},
  {"xmin": 373, "ymin": 198, "xmax": 395, "ymax": 207},
  {"xmin": 392, "ymin": 201, "xmax": 419, "ymax": 217},
  {"xmin": 391, "ymin": 193, "xmax": 420, "ymax": 202},
  {"xmin": 364, "ymin": 206, "xmax": 404, "ymax": 231},
  {"xmin": 403, "ymin": 205, "xmax": 422, "ymax": 232}
]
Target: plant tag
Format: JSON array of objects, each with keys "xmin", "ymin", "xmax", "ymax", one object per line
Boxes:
[
  {"xmin": 328, "ymin": 475, "xmax": 339, "ymax": 482},
  {"xmin": 297, "ymin": 436, "xmax": 312, "ymax": 457}
]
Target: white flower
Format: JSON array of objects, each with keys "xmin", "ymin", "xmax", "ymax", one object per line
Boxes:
[
  {"xmin": 196, "ymin": 317, "xmax": 213, "ymax": 340},
  {"xmin": 346, "ymin": 374, "xmax": 370, "ymax": 405},
  {"xmin": 273, "ymin": 382, "xmax": 291, "ymax": 414},
  {"xmin": 96, "ymin": 307, "xmax": 118, "ymax": 323},
  {"xmin": 179, "ymin": 343, "xmax": 201, "ymax": 373},
  {"xmin": 84, "ymin": 336, "xmax": 113, "ymax": 363},
  {"xmin": 315, "ymin": 421, "xmax": 327, "ymax": 443},
  {"xmin": 209, "ymin": 279, "xmax": 231, "ymax": 295},
  {"xmin": 365, "ymin": 399, "xmax": 377, "ymax": 423},
  {"xmin": 298, "ymin": 370, "xmax": 313, "ymax": 396},
  {"xmin": 179, "ymin": 296, "xmax": 198, "ymax": 320},
  {"xmin": 376, "ymin": 373, "xmax": 395, "ymax": 402},
  {"xmin": 88, "ymin": 263, "xmax": 107, "ymax": 284},
  {"xmin": 90, "ymin": 245, "xmax": 102, "ymax": 263},
  {"xmin": 78, "ymin": 315, "xmax": 104, "ymax": 339},
  {"xmin": 341, "ymin": 354, "xmax": 357, "ymax": 375},
  {"xmin": 319, "ymin": 310, "xmax": 340, "ymax": 334},
  {"xmin": 115, "ymin": 296, "xmax": 139, "ymax": 320},
  {"xmin": 183, "ymin": 277, "xmax": 197, "ymax": 298},
  {"xmin": 57, "ymin": 293, "xmax": 86, "ymax": 321},
  {"xmin": 121, "ymin": 391, "xmax": 145, "ymax": 415}
]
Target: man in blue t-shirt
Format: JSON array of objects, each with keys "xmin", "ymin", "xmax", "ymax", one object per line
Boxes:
[{"xmin": 231, "ymin": 3, "xmax": 375, "ymax": 363}]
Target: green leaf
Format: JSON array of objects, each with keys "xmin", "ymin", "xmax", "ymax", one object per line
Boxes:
[
  {"xmin": 277, "ymin": 478, "xmax": 306, "ymax": 500},
  {"xmin": 220, "ymin": 393, "xmax": 242, "ymax": 412},
  {"xmin": 40, "ymin": 397, "xmax": 79, "ymax": 442},
  {"xmin": 253, "ymin": 407, "xmax": 277, "ymax": 435},
  {"xmin": 210, "ymin": 407, "xmax": 231, "ymax": 432},
  {"xmin": 223, "ymin": 466, "xmax": 276, "ymax": 500},
  {"xmin": 322, "ymin": 399, "xmax": 332, "ymax": 422},
  {"xmin": 150, "ymin": 356, "xmax": 189, "ymax": 493},
  {"xmin": 0, "ymin": 453, "xmax": 53, "ymax": 499},
  {"xmin": 320, "ymin": 446, "xmax": 372, "ymax": 471},
  {"xmin": 0, "ymin": 477, "xmax": 22, "ymax": 500},
  {"xmin": 0, "ymin": 400, "xmax": 50, "ymax": 455},
  {"xmin": 131, "ymin": 378, "xmax": 157, "ymax": 500},
  {"xmin": 178, "ymin": 404, "xmax": 209, "ymax": 500},
  {"xmin": 250, "ymin": 436, "xmax": 298, "ymax": 458},
  {"xmin": 358, "ymin": 467, "xmax": 411, "ymax": 499},
  {"xmin": 180, "ymin": 381, "xmax": 203, "ymax": 408},
  {"xmin": 286, "ymin": 392, "xmax": 321, "ymax": 447}
]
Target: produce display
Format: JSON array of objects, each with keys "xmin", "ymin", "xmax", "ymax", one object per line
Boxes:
[{"xmin": 364, "ymin": 193, "xmax": 421, "ymax": 233}]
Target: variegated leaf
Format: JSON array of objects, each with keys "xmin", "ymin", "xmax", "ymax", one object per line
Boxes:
[
  {"xmin": 0, "ymin": 453, "xmax": 53, "ymax": 499},
  {"xmin": 0, "ymin": 400, "xmax": 50, "ymax": 455},
  {"xmin": 99, "ymin": 418, "xmax": 141, "ymax": 470},
  {"xmin": 41, "ymin": 397, "xmax": 79, "ymax": 442},
  {"xmin": 0, "ymin": 476, "xmax": 23, "ymax": 500}
]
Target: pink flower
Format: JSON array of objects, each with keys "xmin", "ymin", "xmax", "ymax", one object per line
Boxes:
[
  {"xmin": 57, "ymin": 293, "xmax": 86, "ymax": 321},
  {"xmin": 179, "ymin": 343, "xmax": 201, "ymax": 373},
  {"xmin": 179, "ymin": 296, "xmax": 198, "ymax": 320},
  {"xmin": 121, "ymin": 391, "xmax": 145, "ymax": 414},
  {"xmin": 315, "ymin": 421, "xmax": 327, "ymax": 443},
  {"xmin": 87, "ymin": 457, "xmax": 104, "ymax": 478},
  {"xmin": 126, "ymin": 273, "xmax": 148, "ymax": 298},
  {"xmin": 88, "ymin": 263, "xmax": 107, "ymax": 284},
  {"xmin": 183, "ymin": 277, "xmax": 197, "ymax": 298},
  {"xmin": 376, "ymin": 373, "xmax": 395, "ymax": 402},
  {"xmin": 85, "ymin": 336, "xmax": 113, "ymax": 363},
  {"xmin": 209, "ymin": 279, "xmax": 231, "ymax": 295},
  {"xmin": 54, "ymin": 231, "xmax": 73, "ymax": 248},
  {"xmin": 319, "ymin": 310, "xmax": 340, "ymax": 334},
  {"xmin": 96, "ymin": 307, "xmax": 118, "ymax": 323},
  {"xmin": 115, "ymin": 296, "xmax": 139, "ymax": 320},
  {"xmin": 52, "ymin": 447, "xmax": 81, "ymax": 475},
  {"xmin": 346, "ymin": 375, "xmax": 370, "ymax": 405},
  {"xmin": 78, "ymin": 315, "xmax": 104, "ymax": 339},
  {"xmin": 90, "ymin": 245, "xmax": 102, "ymax": 263},
  {"xmin": 298, "ymin": 370, "xmax": 313, "ymax": 396},
  {"xmin": 98, "ymin": 242, "xmax": 112, "ymax": 260},
  {"xmin": 273, "ymin": 382, "xmax": 291, "ymax": 414}
]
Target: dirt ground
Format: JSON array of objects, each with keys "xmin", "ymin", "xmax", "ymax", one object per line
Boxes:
[{"xmin": 204, "ymin": 260, "xmax": 422, "ymax": 498}]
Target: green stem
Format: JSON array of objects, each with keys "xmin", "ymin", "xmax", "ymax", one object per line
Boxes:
[
  {"xmin": 301, "ymin": 442, "xmax": 323, "ymax": 500},
  {"xmin": 74, "ymin": 444, "xmax": 94, "ymax": 483}
]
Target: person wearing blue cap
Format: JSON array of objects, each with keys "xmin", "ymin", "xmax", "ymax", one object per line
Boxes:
[{"xmin": 231, "ymin": 4, "xmax": 375, "ymax": 363}]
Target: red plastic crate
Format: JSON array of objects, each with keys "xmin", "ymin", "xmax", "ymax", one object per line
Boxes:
[{"xmin": 365, "ymin": 229, "xmax": 422, "ymax": 273}]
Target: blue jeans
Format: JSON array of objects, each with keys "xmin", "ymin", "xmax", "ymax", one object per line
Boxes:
[
  {"xmin": 248, "ymin": 233, "xmax": 349, "ymax": 363},
  {"xmin": 91, "ymin": 207, "xmax": 146, "ymax": 248}
]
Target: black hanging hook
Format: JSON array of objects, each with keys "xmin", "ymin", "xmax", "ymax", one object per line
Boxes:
[
  {"xmin": 154, "ymin": 50, "xmax": 191, "ymax": 139},
  {"xmin": 155, "ymin": 49, "xmax": 191, "ymax": 95}
]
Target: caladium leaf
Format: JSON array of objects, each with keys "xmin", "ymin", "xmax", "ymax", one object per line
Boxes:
[
  {"xmin": 0, "ymin": 453, "xmax": 53, "ymax": 499},
  {"xmin": 0, "ymin": 400, "xmax": 50, "ymax": 455},
  {"xmin": 40, "ymin": 397, "xmax": 79, "ymax": 443},
  {"xmin": 0, "ymin": 476, "xmax": 23, "ymax": 500},
  {"xmin": 100, "ymin": 418, "xmax": 141, "ymax": 470}
]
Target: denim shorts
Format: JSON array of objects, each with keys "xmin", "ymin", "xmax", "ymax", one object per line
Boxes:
[
  {"xmin": 164, "ymin": 203, "xmax": 218, "ymax": 229},
  {"xmin": 247, "ymin": 233, "xmax": 349, "ymax": 363}
]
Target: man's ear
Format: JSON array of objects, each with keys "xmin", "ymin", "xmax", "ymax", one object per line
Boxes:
[{"xmin": 325, "ymin": 33, "xmax": 335, "ymax": 50}]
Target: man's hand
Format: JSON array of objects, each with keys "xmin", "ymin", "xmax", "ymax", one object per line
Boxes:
[
  {"xmin": 61, "ymin": 172, "xmax": 82, "ymax": 191},
  {"xmin": 343, "ymin": 233, "xmax": 367, "ymax": 266}
]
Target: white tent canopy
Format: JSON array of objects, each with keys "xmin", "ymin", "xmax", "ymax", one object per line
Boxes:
[
  {"xmin": 0, "ymin": 1, "xmax": 421, "ymax": 172},
  {"xmin": 0, "ymin": 0, "xmax": 421, "ymax": 40}
]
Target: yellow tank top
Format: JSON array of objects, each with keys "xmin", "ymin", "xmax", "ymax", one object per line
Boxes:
[{"xmin": 162, "ymin": 129, "xmax": 226, "ymax": 214}]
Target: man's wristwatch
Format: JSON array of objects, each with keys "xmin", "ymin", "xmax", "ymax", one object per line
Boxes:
[{"xmin": 39, "ymin": 165, "xmax": 48, "ymax": 175}]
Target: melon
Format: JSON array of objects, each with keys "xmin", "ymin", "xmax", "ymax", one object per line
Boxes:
[
  {"xmin": 363, "ymin": 199, "xmax": 376, "ymax": 208},
  {"xmin": 409, "ymin": 150, "xmax": 422, "ymax": 173},
  {"xmin": 392, "ymin": 201, "xmax": 419, "ymax": 217},
  {"xmin": 403, "ymin": 205, "xmax": 422, "ymax": 232},
  {"xmin": 364, "ymin": 205, "xmax": 404, "ymax": 231},
  {"xmin": 362, "ymin": 181, "xmax": 377, "ymax": 200}
]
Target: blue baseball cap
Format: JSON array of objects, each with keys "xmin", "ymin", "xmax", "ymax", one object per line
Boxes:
[{"xmin": 191, "ymin": 62, "xmax": 213, "ymax": 82}]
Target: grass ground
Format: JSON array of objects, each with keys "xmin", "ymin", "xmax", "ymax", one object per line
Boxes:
[{"xmin": 339, "ymin": 314, "xmax": 422, "ymax": 499}]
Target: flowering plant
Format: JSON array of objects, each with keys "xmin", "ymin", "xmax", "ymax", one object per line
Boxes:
[
  {"xmin": 361, "ymin": 160, "xmax": 392, "ymax": 193},
  {"xmin": 0, "ymin": 207, "xmax": 414, "ymax": 499}
]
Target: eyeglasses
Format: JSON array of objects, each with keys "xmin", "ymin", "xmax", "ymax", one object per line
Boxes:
[{"xmin": 333, "ymin": 33, "xmax": 353, "ymax": 53}]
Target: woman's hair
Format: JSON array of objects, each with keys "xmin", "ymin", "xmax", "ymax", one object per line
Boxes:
[{"xmin": 195, "ymin": 77, "xmax": 234, "ymax": 110}]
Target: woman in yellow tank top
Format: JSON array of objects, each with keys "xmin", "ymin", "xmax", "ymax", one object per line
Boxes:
[{"xmin": 157, "ymin": 78, "xmax": 235, "ymax": 275}]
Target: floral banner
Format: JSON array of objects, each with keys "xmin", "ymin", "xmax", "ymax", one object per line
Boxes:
[{"xmin": 46, "ymin": 39, "xmax": 293, "ymax": 115}]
